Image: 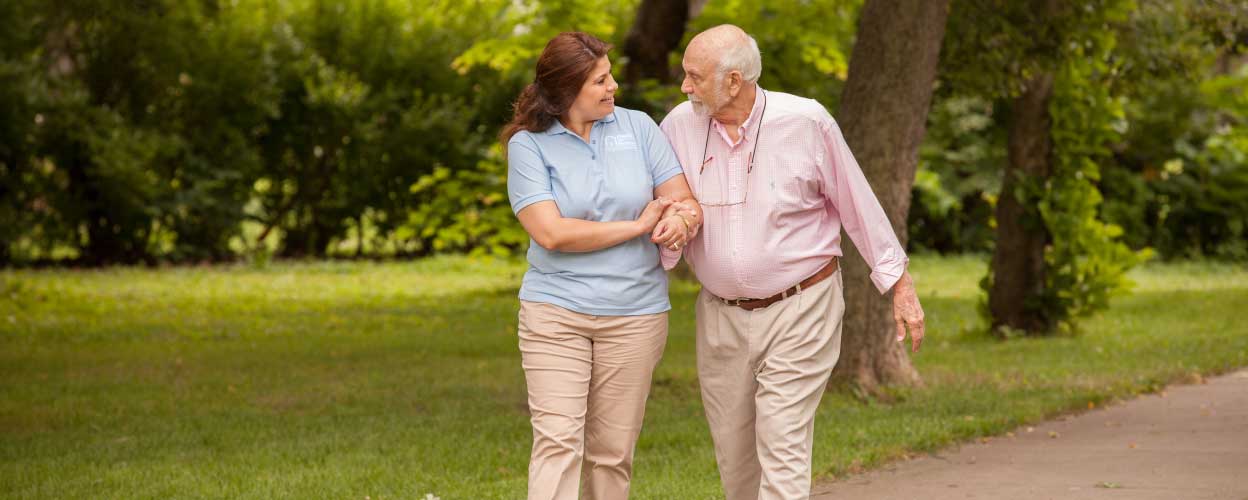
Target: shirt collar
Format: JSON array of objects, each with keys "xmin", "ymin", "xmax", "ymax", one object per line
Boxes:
[
  {"xmin": 545, "ymin": 111, "xmax": 617, "ymax": 136},
  {"xmin": 711, "ymin": 87, "xmax": 766, "ymax": 147}
]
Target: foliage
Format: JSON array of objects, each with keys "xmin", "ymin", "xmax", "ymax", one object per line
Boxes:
[
  {"xmin": 1034, "ymin": 29, "xmax": 1145, "ymax": 329},
  {"xmin": 689, "ymin": 0, "xmax": 862, "ymax": 112},
  {"xmin": 911, "ymin": 96, "xmax": 1004, "ymax": 253},
  {"xmin": 0, "ymin": 0, "xmax": 541, "ymax": 263},
  {"xmin": 1, "ymin": 0, "xmax": 1245, "ymax": 266},
  {"xmin": 925, "ymin": 0, "xmax": 1248, "ymax": 265},
  {"xmin": 1100, "ymin": 0, "xmax": 1248, "ymax": 260},
  {"xmin": 937, "ymin": 0, "xmax": 1199, "ymax": 333},
  {"xmin": 400, "ymin": 145, "xmax": 529, "ymax": 257}
]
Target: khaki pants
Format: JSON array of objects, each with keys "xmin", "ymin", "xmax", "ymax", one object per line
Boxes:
[
  {"xmin": 517, "ymin": 301, "xmax": 668, "ymax": 500},
  {"xmin": 696, "ymin": 270, "xmax": 845, "ymax": 500}
]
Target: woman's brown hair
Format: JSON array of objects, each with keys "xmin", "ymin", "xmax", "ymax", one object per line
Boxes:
[{"xmin": 500, "ymin": 32, "xmax": 611, "ymax": 146}]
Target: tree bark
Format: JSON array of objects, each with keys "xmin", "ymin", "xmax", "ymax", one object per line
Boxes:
[
  {"xmin": 988, "ymin": 73, "xmax": 1055, "ymax": 334},
  {"xmin": 619, "ymin": 0, "xmax": 708, "ymax": 85},
  {"xmin": 621, "ymin": 0, "xmax": 700, "ymax": 85},
  {"xmin": 355, "ymin": 214, "xmax": 365, "ymax": 258},
  {"xmin": 830, "ymin": 0, "xmax": 950, "ymax": 391}
]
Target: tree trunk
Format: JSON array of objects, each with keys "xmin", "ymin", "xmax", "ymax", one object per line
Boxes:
[
  {"xmin": 988, "ymin": 73, "xmax": 1055, "ymax": 334},
  {"xmin": 279, "ymin": 205, "xmax": 338, "ymax": 259},
  {"xmin": 355, "ymin": 214, "xmax": 365, "ymax": 258},
  {"xmin": 830, "ymin": 0, "xmax": 950, "ymax": 391},
  {"xmin": 622, "ymin": 0, "xmax": 692, "ymax": 85}
]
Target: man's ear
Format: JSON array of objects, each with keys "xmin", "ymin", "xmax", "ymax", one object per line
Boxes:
[{"xmin": 727, "ymin": 71, "xmax": 743, "ymax": 97}]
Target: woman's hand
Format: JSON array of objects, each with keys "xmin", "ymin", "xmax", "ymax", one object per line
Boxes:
[
  {"xmin": 635, "ymin": 197, "xmax": 674, "ymax": 234},
  {"xmin": 651, "ymin": 216, "xmax": 689, "ymax": 250}
]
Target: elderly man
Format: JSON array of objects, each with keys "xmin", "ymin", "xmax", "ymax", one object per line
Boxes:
[{"xmin": 656, "ymin": 25, "xmax": 926, "ymax": 499}]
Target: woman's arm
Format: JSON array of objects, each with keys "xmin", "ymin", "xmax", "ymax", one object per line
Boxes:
[{"xmin": 516, "ymin": 198, "xmax": 672, "ymax": 253}]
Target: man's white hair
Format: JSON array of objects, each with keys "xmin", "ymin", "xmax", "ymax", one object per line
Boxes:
[{"xmin": 716, "ymin": 33, "xmax": 762, "ymax": 84}]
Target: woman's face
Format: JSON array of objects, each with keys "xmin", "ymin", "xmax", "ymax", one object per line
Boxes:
[{"xmin": 566, "ymin": 56, "xmax": 617, "ymax": 122}]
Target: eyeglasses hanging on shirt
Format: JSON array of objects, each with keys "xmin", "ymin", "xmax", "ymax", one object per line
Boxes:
[{"xmin": 697, "ymin": 90, "xmax": 768, "ymax": 207}]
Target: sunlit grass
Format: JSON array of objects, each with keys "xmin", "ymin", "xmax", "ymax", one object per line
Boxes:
[{"xmin": 1, "ymin": 255, "xmax": 1245, "ymax": 498}]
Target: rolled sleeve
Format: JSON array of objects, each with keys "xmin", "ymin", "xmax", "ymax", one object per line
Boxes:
[
  {"xmin": 869, "ymin": 247, "xmax": 908, "ymax": 294},
  {"xmin": 816, "ymin": 114, "xmax": 909, "ymax": 294},
  {"xmin": 659, "ymin": 245, "xmax": 682, "ymax": 270},
  {"xmin": 507, "ymin": 135, "xmax": 555, "ymax": 214}
]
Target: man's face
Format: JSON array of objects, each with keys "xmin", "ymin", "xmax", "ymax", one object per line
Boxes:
[{"xmin": 680, "ymin": 52, "xmax": 726, "ymax": 116}]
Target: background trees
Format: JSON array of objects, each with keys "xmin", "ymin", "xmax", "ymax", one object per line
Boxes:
[{"xmin": 2, "ymin": 0, "xmax": 1245, "ymax": 339}]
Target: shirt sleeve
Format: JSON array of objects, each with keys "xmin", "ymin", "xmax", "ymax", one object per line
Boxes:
[
  {"xmin": 815, "ymin": 112, "xmax": 908, "ymax": 294},
  {"xmin": 637, "ymin": 110, "xmax": 684, "ymax": 187},
  {"xmin": 658, "ymin": 112, "xmax": 688, "ymax": 270},
  {"xmin": 660, "ymin": 237, "xmax": 683, "ymax": 270},
  {"xmin": 507, "ymin": 134, "xmax": 555, "ymax": 214}
]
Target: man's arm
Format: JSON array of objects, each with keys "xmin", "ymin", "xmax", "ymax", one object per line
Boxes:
[
  {"xmin": 641, "ymin": 109, "xmax": 702, "ymax": 267},
  {"xmin": 815, "ymin": 113, "xmax": 925, "ymax": 352}
]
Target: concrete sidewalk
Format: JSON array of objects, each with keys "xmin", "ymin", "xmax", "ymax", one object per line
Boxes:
[{"xmin": 812, "ymin": 370, "xmax": 1248, "ymax": 500}]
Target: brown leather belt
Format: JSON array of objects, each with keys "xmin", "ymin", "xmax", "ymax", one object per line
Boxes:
[{"xmin": 714, "ymin": 258, "xmax": 839, "ymax": 311}]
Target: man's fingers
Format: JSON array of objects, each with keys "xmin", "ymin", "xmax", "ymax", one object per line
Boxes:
[
  {"xmin": 895, "ymin": 317, "xmax": 906, "ymax": 342},
  {"xmin": 655, "ymin": 226, "xmax": 680, "ymax": 246},
  {"xmin": 910, "ymin": 320, "xmax": 925, "ymax": 353},
  {"xmin": 665, "ymin": 233, "xmax": 684, "ymax": 249}
]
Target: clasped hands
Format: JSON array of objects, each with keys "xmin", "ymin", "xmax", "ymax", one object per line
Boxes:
[{"xmin": 636, "ymin": 197, "xmax": 699, "ymax": 251}]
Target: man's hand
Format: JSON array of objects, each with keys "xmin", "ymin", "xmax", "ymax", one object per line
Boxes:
[
  {"xmin": 651, "ymin": 216, "xmax": 688, "ymax": 250},
  {"xmin": 891, "ymin": 271, "xmax": 925, "ymax": 353},
  {"xmin": 661, "ymin": 201, "xmax": 700, "ymax": 239},
  {"xmin": 661, "ymin": 200, "xmax": 695, "ymax": 218}
]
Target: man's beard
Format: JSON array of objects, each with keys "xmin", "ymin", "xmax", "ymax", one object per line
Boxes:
[
  {"xmin": 689, "ymin": 81, "xmax": 727, "ymax": 116},
  {"xmin": 690, "ymin": 97, "xmax": 709, "ymax": 116}
]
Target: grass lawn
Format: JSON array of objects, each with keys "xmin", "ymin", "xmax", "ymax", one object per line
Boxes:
[{"xmin": 2, "ymin": 256, "xmax": 1246, "ymax": 499}]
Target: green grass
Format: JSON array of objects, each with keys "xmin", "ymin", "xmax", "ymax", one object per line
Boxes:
[{"xmin": 2, "ymin": 256, "xmax": 1246, "ymax": 499}]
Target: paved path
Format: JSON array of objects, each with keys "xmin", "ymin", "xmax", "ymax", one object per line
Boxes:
[{"xmin": 812, "ymin": 370, "xmax": 1248, "ymax": 500}]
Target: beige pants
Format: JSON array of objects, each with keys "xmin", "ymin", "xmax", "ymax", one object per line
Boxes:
[
  {"xmin": 696, "ymin": 270, "xmax": 845, "ymax": 500},
  {"xmin": 517, "ymin": 300, "xmax": 668, "ymax": 500}
]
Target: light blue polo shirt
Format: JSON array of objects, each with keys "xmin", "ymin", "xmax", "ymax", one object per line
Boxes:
[{"xmin": 507, "ymin": 107, "xmax": 684, "ymax": 316}]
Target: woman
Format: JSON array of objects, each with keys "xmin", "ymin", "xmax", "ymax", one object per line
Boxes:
[{"xmin": 502, "ymin": 32, "xmax": 701, "ymax": 499}]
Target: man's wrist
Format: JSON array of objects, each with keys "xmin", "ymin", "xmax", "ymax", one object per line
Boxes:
[
  {"xmin": 660, "ymin": 204, "xmax": 682, "ymax": 219},
  {"xmin": 678, "ymin": 212, "xmax": 701, "ymax": 233},
  {"xmin": 668, "ymin": 214, "xmax": 691, "ymax": 235},
  {"xmin": 892, "ymin": 271, "xmax": 914, "ymax": 293}
]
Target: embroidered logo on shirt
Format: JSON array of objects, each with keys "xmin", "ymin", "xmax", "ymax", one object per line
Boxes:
[{"xmin": 604, "ymin": 134, "xmax": 638, "ymax": 152}]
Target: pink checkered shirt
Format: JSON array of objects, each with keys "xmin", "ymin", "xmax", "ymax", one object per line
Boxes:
[{"xmin": 659, "ymin": 88, "xmax": 907, "ymax": 299}]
